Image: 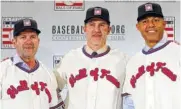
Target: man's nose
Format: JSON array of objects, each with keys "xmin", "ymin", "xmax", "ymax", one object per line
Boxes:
[
  {"xmin": 25, "ymin": 37, "xmax": 33, "ymax": 43},
  {"xmin": 94, "ymin": 25, "xmax": 101, "ymax": 32},
  {"xmin": 148, "ymin": 20, "xmax": 155, "ymax": 28}
]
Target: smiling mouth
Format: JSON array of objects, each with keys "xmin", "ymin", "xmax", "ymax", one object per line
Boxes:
[
  {"xmin": 147, "ymin": 29, "xmax": 156, "ymax": 32},
  {"xmin": 24, "ymin": 47, "xmax": 34, "ymax": 49},
  {"xmin": 146, "ymin": 30, "xmax": 158, "ymax": 34}
]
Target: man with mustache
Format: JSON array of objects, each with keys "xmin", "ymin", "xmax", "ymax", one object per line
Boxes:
[
  {"xmin": 0, "ymin": 18, "xmax": 63, "ymax": 109},
  {"xmin": 54, "ymin": 6, "xmax": 129, "ymax": 109},
  {"xmin": 123, "ymin": 2, "xmax": 181, "ymax": 109}
]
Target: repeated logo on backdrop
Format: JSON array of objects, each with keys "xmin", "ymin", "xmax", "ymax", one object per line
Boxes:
[
  {"xmin": 53, "ymin": 55, "xmax": 63, "ymax": 68},
  {"xmin": 164, "ymin": 16, "xmax": 175, "ymax": 40},
  {"xmin": 54, "ymin": 0, "xmax": 85, "ymax": 11},
  {"xmin": 52, "ymin": 24, "xmax": 126, "ymax": 41},
  {"xmin": 1, "ymin": 17, "xmax": 32, "ymax": 49}
]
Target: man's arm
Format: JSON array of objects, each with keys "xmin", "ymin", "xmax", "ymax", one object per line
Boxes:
[
  {"xmin": 122, "ymin": 54, "xmax": 135, "ymax": 109},
  {"xmin": 52, "ymin": 56, "xmax": 68, "ymax": 109},
  {"xmin": 0, "ymin": 63, "xmax": 2, "ymax": 109},
  {"xmin": 49, "ymin": 71, "xmax": 65, "ymax": 109},
  {"xmin": 53, "ymin": 69, "xmax": 67, "ymax": 91}
]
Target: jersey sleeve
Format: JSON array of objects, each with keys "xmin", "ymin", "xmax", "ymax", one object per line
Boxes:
[
  {"xmin": 53, "ymin": 56, "xmax": 67, "ymax": 90},
  {"xmin": 0, "ymin": 59, "xmax": 10, "ymax": 107},
  {"xmin": 0, "ymin": 62, "xmax": 3, "ymax": 107},
  {"xmin": 49, "ymin": 71, "xmax": 65, "ymax": 109},
  {"xmin": 39, "ymin": 62, "xmax": 65, "ymax": 109},
  {"xmin": 0, "ymin": 60, "xmax": 8, "ymax": 100},
  {"xmin": 122, "ymin": 60, "xmax": 133, "ymax": 95}
]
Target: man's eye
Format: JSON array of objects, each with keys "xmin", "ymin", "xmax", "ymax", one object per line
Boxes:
[
  {"xmin": 142, "ymin": 20, "xmax": 147, "ymax": 24},
  {"xmin": 89, "ymin": 23, "xmax": 94, "ymax": 26},
  {"xmin": 154, "ymin": 19, "xmax": 160, "ymax": 22},
  {"xmin": 31, "ymin": 36, "xmax": 36, "ymax": 39},
  {"xmin": 20, "ymin": 36, "xmax": 26, "ymax": 39}
]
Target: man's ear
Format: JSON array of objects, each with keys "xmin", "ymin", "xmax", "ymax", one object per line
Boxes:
[
  {"xmin": 107, "ymin": 26, "xmax": 111, "ymax": 34},
  {"xmin": 83, "ymin": 25, "xmax": 86, "ymax": 33},
  {"xmin": 136, "ymin": 23, "xmax": 140, "ymax": 31},
  {"xmin": 38, "ymin": 37, "xmax": 40, "ymax": 43}
]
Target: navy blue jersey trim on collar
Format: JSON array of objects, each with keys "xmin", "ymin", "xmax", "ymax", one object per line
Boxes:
[
  {"xmin": 11, "ymin": 57, "xmax": 40, "ymax": 73},
  {"xmin": 142, "ymin": 41, "xmax": 172, "ymax": 55},
  {"xmin": 82, "ymin": 46, "xmax": 111, "ymax": 58}
]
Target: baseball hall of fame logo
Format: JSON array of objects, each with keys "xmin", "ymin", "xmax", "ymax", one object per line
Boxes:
[
  {"xmin": 164, "ymin": 16, "xmax": 175, "ymax": 40},
  {"xmin": 53, "ymin": 55, "xmax": 63, "ymax": 68},
  {"xmin": 1, "ymin": 17, "xmax": 32, "ymax": 49},
  {"xmin": 54, "ymin": 0, "xmax": 84, "ymax": 11}
]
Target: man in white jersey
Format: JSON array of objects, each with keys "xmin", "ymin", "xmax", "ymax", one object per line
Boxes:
[
  {"xmin": 0, "ymin": 18, "xmax": 64, "ymax": 109},
  {"xmin": 123, "ymin": 2, "xmax": 181, "ymax": 109},
  {"xmin": 54, "ymin": 6, "xmax": 129, "ymax": 109}
]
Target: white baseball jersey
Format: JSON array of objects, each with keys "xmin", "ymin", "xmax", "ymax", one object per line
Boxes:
[
  {"xmin": 0, "ymin": 57, "xmax": 63, "ymax": 109},
  {"xmin": 55, "ymin": 46, "xmax": 129, "ymax": 109},
  {"xmin": 123, "ymin": 41, "xmax": 181, "ymax": 109}
]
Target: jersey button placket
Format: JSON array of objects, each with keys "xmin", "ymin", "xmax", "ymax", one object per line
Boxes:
[
  {"xmin": 29, "ymin": 73, "xmax": 36, "ymax": 109},
  {"xmin": 145, "ymin": 60, "xmax": 155, "ymax": 109},
  {"xmin": 86, "ymin": 58, "xmax": 99, "ymax": 109}
]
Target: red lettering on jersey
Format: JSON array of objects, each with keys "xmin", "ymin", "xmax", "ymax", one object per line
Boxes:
[
  {"xmin": 69, "ymin": 74, "xmax": 76, "ymax": 87},
  {"xmin": 101, "ymin": 69, "xmax": 120, "ymax": 88},
  {"xmin": 106, "ymin": 75, "xmax": 120, "ymax": 88},
  {"xmin": 136, "ymin": 65, "xmax": 145, "ymax": 79},
  {"xmin": 69, "ymin": 68, "xmax": 121, "ymax": 88},
  {"xmin": 7, "ymin": 85, "xmax": 18, "ymax": 99},
  {"xmin": 162, "ymin": 67, "xmax": 177, "ymax": 81},
  {"xmin": 39, "ymin": 81, "xmax": 52, "ymax": 103},
  {"xmin": 146, "ymin": 62, "xmax": 155, "ymax": 76},
  {"xmin": 130, "ymin": 65, "xmax": 145, "ymax": 88},
  {"xmin": 100, "ymin": 69, "xmax": 110, "ymax": 78},
  {"xmin": 90, "ymin": 68, "xmax": 99, "ymax": 81},
  {"xmin": 130, "ymin": 75, "xmax": 137, "ymax": 88},
  {"xmin": 76, "ymin": 68, "xmax": 87, "ymax": 80},
  {"xmin": 17, "ymin": 80, "xmax": 29, "ymax": 91},
  {"xmin": 155, "ymin": 62, "xmax": 166, "ymax": 71},
  {"xmin": 130, "ymin": 62, "xmax": 177, "ymax": 88},
  {"xmin": 45, "ymin": 88, "xmax": 52, "ymax": 103},
  {"xmin": 31, "ymin": 82, "xmax": 40, "ymax": 95},
  {"xmin": 6, "ymin": 80, "xmax": 51, "ymax": 102},
  {"xmin": 39, "ymin": 82, "xmax": 47, "ymax": 91},
  {"xmin": 156, "ymin": 62, "xmax": 176, "ymax": 81},
  {"xmin": 69, "ymin": 68, "xmax": 87, "ymax": 87}
]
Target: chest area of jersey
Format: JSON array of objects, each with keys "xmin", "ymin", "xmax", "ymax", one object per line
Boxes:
[
  {"xmin": 66, "ymin": 59, "xmax": 125, "ymax": 88},
  {"xmin": 128, "ymin": 58, "xmax": 179, "ymax": 90},
  {"xmin": 2, "ymin": 67, "xmax": 51, "ymax": 101}
]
